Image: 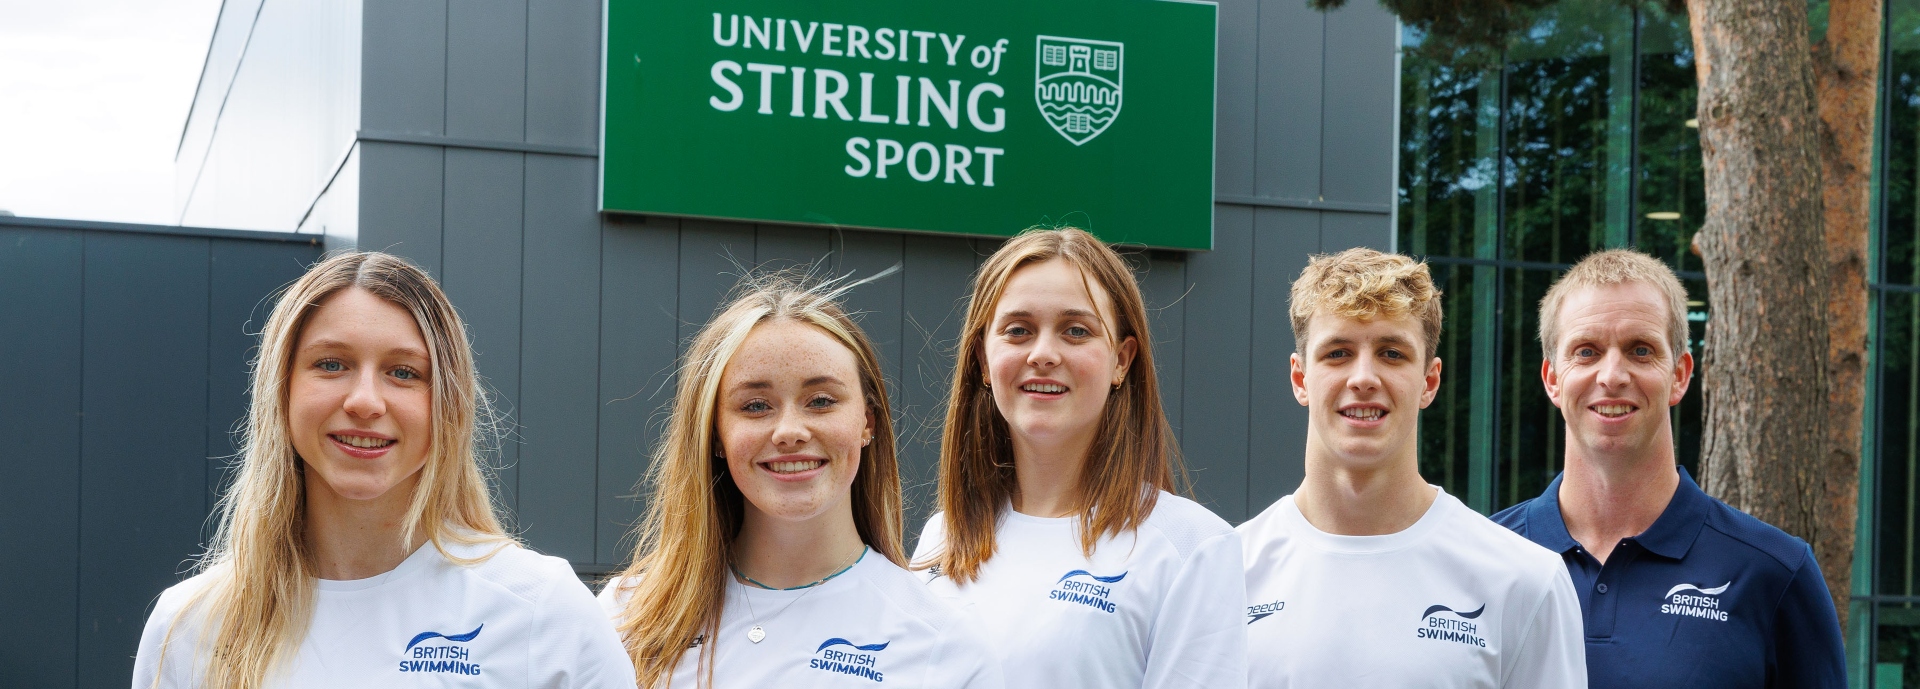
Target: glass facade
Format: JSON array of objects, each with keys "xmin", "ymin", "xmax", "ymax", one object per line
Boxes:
[{"xmin": 1394, "ymin": 1, "xmax": 1920, "ymax": 686}]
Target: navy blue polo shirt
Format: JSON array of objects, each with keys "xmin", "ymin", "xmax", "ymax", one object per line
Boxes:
[{"xmin": 1492, "ymin": 467, "xmax": 1845, "ymax": 689}]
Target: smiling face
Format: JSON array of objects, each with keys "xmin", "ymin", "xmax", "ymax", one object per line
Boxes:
[
  {"xmin": 1292, "ymin": 310, "xmax": 1441, "ymax": 472},
  {"xmin": 1543, "ymin": 281, "xmax": 1693, "ymax": 463},
  {"xmin": 983, "ymin": 258, "xmax": 1138, "ymax": 454},
  {"xmin": 288, "ymin": 287, "xmax": 436, "ymax": 504},
  {"xmin": 717, "ymin": 318, "xmax": 875, "ymax": 526}
]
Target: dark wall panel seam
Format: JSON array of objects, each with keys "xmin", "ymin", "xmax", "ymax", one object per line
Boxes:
[
  {"xmin": 1216, "ymin": 195, "xmax": 1390, "ymax": 214},
  {"xmin": 358, "ymin": 131, "xmax": 597, "ymax": 158}
]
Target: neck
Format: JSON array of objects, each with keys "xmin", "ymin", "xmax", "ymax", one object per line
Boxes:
[
  {"xmin": 733, "ymin": 498, "xmax": 866, "ymax": 589},
  {"xmin": 1557, "ymin": 426, "xmax": 1680, "ymax": 563},
  {"xmin": 1008, "ymin": 427, "xmax": 1094, "ymax": 518},
  {"xmin": 303, "ymin": 470, "xmax": 428, "ymax": 581},
  {"xmin": 1295, "ymin": 434, "xmax": 1435, "ymax": 536}
]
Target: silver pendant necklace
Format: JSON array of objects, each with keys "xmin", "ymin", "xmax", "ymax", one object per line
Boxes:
[{"xmin": 734, "ymin": 546, "xmax": 868, "ymax": 644}]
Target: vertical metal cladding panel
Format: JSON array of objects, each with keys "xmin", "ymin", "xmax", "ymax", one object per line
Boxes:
[
  {"xmin": 441, "ymin": 148, "xmax": 527, "ymax": 515},
  {"xmin": 1130, "ymin": 252, "xmax": 1189, "ymax": 445},
  {"xmin": 833, "ymin": 231, "xmax": 909, "ymax": 392},
  {"xmin": 0, "ymin": 227, "xmax": 83, "ymax": 688},
  {"xmin": 1320, "ymin": 212, "xmax": 1394, "ymax": 254},
  {"xmin": 1254, "ymin": 0, "xmax": 1327, "ymax": 201},
  {"xmin": 1319, "ymin": 2, "xmax": 1398, "ymax": 206},
  {"xmin": 677, "ymin": 220, "xmax": 758, "ymax": 347},
  {"xmin": 204, "ymin": 239, "xmax": 323, "ymax": 533},
  {"xmin": 1181, "ymin": 205, "xmax": 1255, "ymax": 522},
  {"xmin": 357, "ymin": 142, "xmax": 447, "ymax": 275},
  {"xmin": 1247, "ymin": 209, "xmax": 1321, "ymax": 513},
  {"xmin": 446, "ymin": 0, "xmax": 527, "ymax": 141},
  {"xmin": 898, "ymin": 236, "xmax": 979, "ymax": 542},
  {"xmin": 1215, "ymin": 0, "xmax": 1260, "ymax": 198},
  {"xmin": 519, "ymin": 154, "xmax": 603, "ymax": 562},
  {"xmin": 526, "ymin": 0, "xmax": 601, "ymax": 148},
  {"xmin": 360, "ymin": 0, "xmax": 447, "ymax": 135},
  {"xmin": 754, "ymin": 225, "xmax": 833, "ymax": 269},
  {"xmin": 76, "ymin": 233, "xmax": 212, "ymax": 689},
  {"xmin": 596, "ymin": 215, "xmax": 682, "ymax": 566}
]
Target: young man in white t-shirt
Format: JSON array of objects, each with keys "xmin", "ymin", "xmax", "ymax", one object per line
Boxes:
[{"xmin": 1238, "ymin": 248, "xmax": 1586, "ymax": 688}]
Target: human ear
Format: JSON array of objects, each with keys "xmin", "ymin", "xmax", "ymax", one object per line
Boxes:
[
  {"xmin": 1669, "ymin": 350, "xmax": 1694, "ymax": 407},
  {"xmin": 1290, "ymin": 353, "xmax": 1309, "ymax": 406},
  {"xmin": 1113, "ymin": 335, "xmax": 1138, "ymax": 385}
]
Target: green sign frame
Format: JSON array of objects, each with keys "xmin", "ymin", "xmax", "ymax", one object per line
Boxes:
[{"xmin": 601, "ymin": 0, "xmax": 1218, "ymax": 250}]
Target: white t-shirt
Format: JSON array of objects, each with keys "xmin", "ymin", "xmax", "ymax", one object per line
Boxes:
[
  {"xmin": 597, "ymin": 549, "xmax": 1004, "ymax": 689},
  {"xmin": 132, "ymin": 538, "xmax": 637, "ymax": 689},
  {"xmin": 912, "ymin": 492, "xmax": 1249, "ymax": 689},
  {"xmin": 1238, "ymin": 489, "xmax": 1586, "ymax": 689}
]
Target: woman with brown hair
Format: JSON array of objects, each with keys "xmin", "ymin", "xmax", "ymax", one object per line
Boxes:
[
  {"xmin": 913, "ymin": 228, "xmax": 1248, "ymax": 689},
  {"xmin": 132, "ymin": 251, "xmax": 634, "ymax": 688},
  {"xmin": 599, "ymin": 271, "xmax": 1002, "ymax": 689}
]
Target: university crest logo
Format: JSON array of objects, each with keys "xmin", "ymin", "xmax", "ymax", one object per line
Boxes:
[{"xmin": 1034, "ymin": 36, "xmax": 1123, "ymax": 146}]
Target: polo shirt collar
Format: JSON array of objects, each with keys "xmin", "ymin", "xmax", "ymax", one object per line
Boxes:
[{"xmin": 1526, "ymin": 465, "xmax": 1708, "ymax": 560}]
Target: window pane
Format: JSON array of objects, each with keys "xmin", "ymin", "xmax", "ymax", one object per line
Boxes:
[
  {"xmin": 1882, "ymin": 604, "xmax": 1920, "ymax": 687},
  {"xmin": 1674, "ymin": 278, "xmax": 1708, "ymax": 476},
  {"xmin": 1881, "ymin": 291, "xmax": 1920, "ymax": 597},
  {"xmin": 1499, "ymin": 0, "xmax": 1635, "ymax": 264},
  {"xmin": 1494, "ymin": 269, "xmax": 1564, "ymax": 511},
  {"xmin": 1399, "ymin": 29, "xmax": 1498, "ymax": 261},
  {"xmin": 1633, "ymin": 4, "xmax": 1706, "ymax": 274},
  {"xmin": 1421, "ymin": 261, "xmax": 1481, "ymax": 496},
  {"xmin": 1883, "ymin": 5, "xmax": 1920, "ymax": 286}
]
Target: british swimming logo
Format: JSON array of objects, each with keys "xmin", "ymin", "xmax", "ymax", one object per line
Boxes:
[
  {"xmin": 1247, "ymin": 600, "xmax": 1285, "ymax": 625},
  {"xmin": 1035, "ymin": 36, "xmax": 1123, "ymax": 146},
  {"xmin": 1415, "ymin": 604, "xmax": 1487, "ymax": 648},
  {"xmin": 398, "ymin": 623, "xmax": 484, "ymax": 676},
  {"xmin": 1049, "ymin": 570, "xmax": 1126, "ymax": 613},
  {"xmin": 1662, "ymin": 581, "xmax": 1732, "ymax": 622},
  {"xmin": 809, "ymin": 638, "xmax": 890, "ymax": 682}
]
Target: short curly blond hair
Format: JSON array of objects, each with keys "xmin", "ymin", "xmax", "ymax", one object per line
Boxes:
[
  {"xmin": 1289, "ymin": 248, "xmax": 1444, "ymax": 360},
  {"xmin": 1538, "ymin": 249, "xmax": 1688, "ymax": 361}
]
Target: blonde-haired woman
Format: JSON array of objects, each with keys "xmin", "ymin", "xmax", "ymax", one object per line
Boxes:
[
  {"xmin": 600, "ymin": 272, "xmax": 1001, "ymax": 689},
  {"xmin": 913, "ymin": 228, "xmax": 1248, "ymax": 689},
  {"xmin": 132, "ymin": 252, "xmax": 635, "ymax": 688}
]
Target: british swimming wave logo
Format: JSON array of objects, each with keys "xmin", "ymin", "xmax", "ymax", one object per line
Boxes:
[
  {"xmin": 810, "ymin": 637, "xmax": 890, "ymax": 682},
  {"xmin": 1415, "ymin": 604, "xmax": 1487, "ymax": 648},
  {"xmin": 398, "ymin": 624, "xmax": 484, "ymax": 676},
  {"xmin": 1049, "ymin": 570, "xmax": 1126, "ymax": 613},
  {"xmin": 1662, "ymin": 581, "xmax": 1732, "ymax": 622}
]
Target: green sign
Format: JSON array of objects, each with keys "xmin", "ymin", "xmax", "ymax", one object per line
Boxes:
[{"xmin": 601, "ymin": 0, "xmax": 1218, "ymax": 250}]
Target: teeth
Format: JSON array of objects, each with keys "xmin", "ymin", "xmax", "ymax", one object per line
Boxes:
[
  {"xmin": 1022, "ymin": 383, "xmax": 1067, "ymax": 393},
  {"xmin": 1595, "ymin": 404, "xmax": 1634, "ymax": 417},
  {"xmin": 1341, "ymin": 408, "xmax": 1384, "ymax": 421},
  {"xmin": 767, "ymin": 460, "xmax": 826, "ymax": 474},
  {"xmin": 333, "ymin": 434, "xmax": 394, "ymax": 449}
]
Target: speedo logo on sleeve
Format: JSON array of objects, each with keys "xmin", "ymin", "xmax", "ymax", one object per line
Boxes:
[
  {"xmin": 397, "ymin": 624, "xmax": 483, "ymax": 676},
  {"xmin": 810, "ymin": 638, "xmax": 889, "ymax": 682},
  {"xmin": 1662, "ymin": 582, "xmax": 1732, "ymax": 621},
  {"xmin": 1415, "ymin": 604, "xmax": 1487, "ymax": 648},
  {"xmin": 1049, "ymin": 570, "xmax": 1126, "ymax": 613}
]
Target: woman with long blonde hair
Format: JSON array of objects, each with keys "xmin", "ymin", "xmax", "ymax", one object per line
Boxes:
[
  {"xmin": 913, "ymin": 228, "xmax": 1248, "ymax": 689},
  {"xmin": 132, "ymin": 251, "xmax": 635, "ymax": 688},
  {"xmin": 599, "ymin": 271, "xmax": 1001, "ymax": 689}
]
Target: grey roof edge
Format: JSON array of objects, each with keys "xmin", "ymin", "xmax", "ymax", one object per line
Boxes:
[{"xmin": 0, "ymin": 215, "xmax": 318, "ymax": 245}]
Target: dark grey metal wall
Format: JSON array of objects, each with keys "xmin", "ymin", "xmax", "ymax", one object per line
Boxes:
[{"xmin": 0, "ymin": 216, "xmax": 321, "ymax": 688}]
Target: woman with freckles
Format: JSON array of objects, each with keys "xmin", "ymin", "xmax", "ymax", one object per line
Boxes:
[
  {"xmin": 912, "ymin": 228, "xmax": 1248, "ymax": 689},
  {"xmin": 598, "ymin": 272, "xmax": 1002, "ymax": 689},
  {"xmin": 132, "ymin": 252, "xmax": 635, "ymax": 689}
]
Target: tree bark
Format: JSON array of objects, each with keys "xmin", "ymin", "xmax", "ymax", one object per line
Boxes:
[
  {"xmin": 1688, "ymin": 0, "xmax": 1832, "ymax": 589},
  {"xmin": 1812, "ymin": 0, "xmax": 1881, "ymax": 629}
]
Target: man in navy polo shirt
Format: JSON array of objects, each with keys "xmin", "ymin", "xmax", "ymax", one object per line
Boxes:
[{"xmin": 1492, "ymin": 249, "xmax": 1845, "ymax": 687}]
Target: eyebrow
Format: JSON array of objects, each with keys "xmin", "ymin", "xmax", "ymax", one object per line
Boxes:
[
  {"xmin": 301, "ymin": 339, "xmax": 430, "ymax": 360},
  {"xmin": 1318, "ymin": 335, "xmax": 1415, "ymax": 349},
  {"xmin": 732, "ymin": 375, "xmax": 850, "ymax": 390},
  {"xmin": 999, "ymin": 308, "xmax": 1103, "ymax": 320}
]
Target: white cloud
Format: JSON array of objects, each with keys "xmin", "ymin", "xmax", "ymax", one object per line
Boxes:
[{"xmin": 0, "ymin": 0, "xmax": 221, "ymax": 224}]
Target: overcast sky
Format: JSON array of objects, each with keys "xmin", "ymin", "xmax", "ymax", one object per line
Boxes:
[{"xmin": 0, "ymin": 0, "xmax": 221, "ymax": 224}]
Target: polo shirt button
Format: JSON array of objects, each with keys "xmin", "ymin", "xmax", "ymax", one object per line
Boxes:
[{"xmin": 1596, "ymin": 583, "xmax": 1609, "ymax": 594}]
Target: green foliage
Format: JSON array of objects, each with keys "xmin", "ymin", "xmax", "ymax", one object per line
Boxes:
[{"xmin": 1313, "ymin": 0, "xmax": 1684, "ymax": 61}]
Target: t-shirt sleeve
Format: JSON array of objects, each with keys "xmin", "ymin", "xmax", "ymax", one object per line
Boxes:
[
  {"xmin": 1142, "ymin": 529, "xmax": 1249, "ymax": 689},
  {"xmin": 131, "ymin": 583, "xmax": 203, "ymax": 689},
  {"xmin": 530, "ymin": 574, "xmax": 639, "ymax": 689},
  {"xmin": 1771, "ymin": 547, "xmax": 1846, "ymax": 688},
  {"xmin": 929, "ymin": 616, "xmax": 1008, "ymax": 689},
  {"xmin": 1502, "ymin": 563, "xmax": 1587, "ymax": 689}
]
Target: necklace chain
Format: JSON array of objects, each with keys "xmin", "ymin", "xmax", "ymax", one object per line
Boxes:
[{"xmin": 735, "ymin": 545, "xmax": 867, "ymax": 644}]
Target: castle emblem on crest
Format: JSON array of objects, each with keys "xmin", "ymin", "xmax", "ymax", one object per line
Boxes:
[{"xmin": 1034, "ymin": 36, "xmax": 1123, "ymax": 146}]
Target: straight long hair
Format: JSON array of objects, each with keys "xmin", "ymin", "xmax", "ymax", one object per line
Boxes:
[
  {"xmin": 929, "ymin": 228, "xmax": 1185, "ymax": 584},
  {"xmin": 151, "ymin": 251, "xmax": 510, "ymax": 688},
  {"xmin": 612, "ymin": 270, "xmax": 904, "ymax": 688}
]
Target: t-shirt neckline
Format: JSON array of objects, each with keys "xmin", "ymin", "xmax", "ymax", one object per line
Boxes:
[
  {"xmin": 1279, "ymin": 486, "xmax": 1456, "ymax": 555},
  {"xmin": 315, "ymin": 539, "xmax": 443, "ymax": 592}
]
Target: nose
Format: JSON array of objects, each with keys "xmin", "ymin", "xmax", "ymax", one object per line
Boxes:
[
  {"xmin": 1597, "ymin": 348, "xmax": 1632, "ymax": 389},
  {"xmin": 1348, "ymin": 354, "xmax": 1382, "ymax": 394},
  {"xmin": 342, "ymin": 368, "xmax": 387, "ymax": 419},
  {"xmin": 1026, "ymin": 331, "xmax": 1061, "ymax": 369},
  {"xmin": 770, "ymin": 405, "xmax": 812, "ymax": 450}
]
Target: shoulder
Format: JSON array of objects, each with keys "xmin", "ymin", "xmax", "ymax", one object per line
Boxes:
[
  {"xmin": 1697, "ymin": 496, "xmax": 1815, "ymax": 572},
  {"xmin": 597, "ymin": 574, "xmax": 635, "ymax": 618},
  {"xmin": 1137, "ymin": 492, "xmax": 1236, "ymax": 558},
  {"xmin": 144, "ymin": 566, "xmax": 226, "ymax": 637},
  {"xmin": 856, "ymin": 557, "xmax": 971, "ymax": 632},
  {"xmin": 451, "ymin": 539, "xmax": 593, "ymax": 608},
  {"xmin": 1489, "ymin": 497, "xmax": 1536, "ymax": 534},
  {"xmin": 1440, "ymin": 499, "xmax": 1567, "ymax": 583}
]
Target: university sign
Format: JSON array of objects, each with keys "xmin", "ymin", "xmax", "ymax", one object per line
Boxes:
[{"xmin": 601, "ymin": 0, "xmax": 1218, "ymax": 250}]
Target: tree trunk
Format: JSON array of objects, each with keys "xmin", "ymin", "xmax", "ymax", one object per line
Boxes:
[
  {"xmin": 1688, "ymin": 0, "xmax": 1832, "ymax": 592},
  {"xmin": 1812, "ymin": 0, "xmax": 1881, "ymax": 629}
]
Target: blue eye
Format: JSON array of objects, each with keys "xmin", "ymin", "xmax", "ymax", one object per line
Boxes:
[
  {"xmin": 1383, "ymin": 349, "xmax": 1404, "ymax": 360},
  {"xmin": 1066, "ymin": 325, "xmax": 1092, "ymax": 337},
  {"xmin": 808, "ymin": 395, "xmax": 837, "ymax": 409},
  {"xmin": 743, "ymin": 400, "xmax": 772, "ymax": 413},
  {"xmin": 317, "ymin": 359, "xmax": 344, "ymax": 373},
  {"xmin": 391, "ymin": 367, "xmax": 420, "ymax": 380},
  {"xmin": 1633, "ymin": 346, "xmax": 1654, "ymax": 357},
  {"xmin": 1005, "ymin": 325, "xmax": 1031, "ymax": 337}
]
